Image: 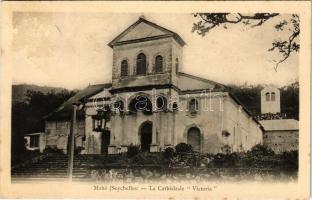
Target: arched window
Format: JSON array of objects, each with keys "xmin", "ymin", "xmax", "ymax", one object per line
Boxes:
[
  {"xmin": 188, "ymin": 98, "xmax": 199, "ymax": 115},
  {"xmin": 156, "ymin": 96, "xmax": 167, "ymax": 111},
  {"xmin": 172, "ymin": 102, "xmax": 179, "ymax": 111},
  {"xmin": 265, "ymin": 92, "xmax": 270, "ymax": 101},
  {"xmin": 155, "ymin": 55, "xmax": 163, "ymax": 73},
  {"xmin": 129, "ymin": 95, "xmax": 152, "ymax": 115},
  {"xmin": 175, "ymin": 58, "xmax": 179, "ymax": 74},
  {"xmin": 271, "ymin": 92, "xmax": 275, "ymax": 101},
  {"xmin": 136, "ymin": 53, "xmax": 147, "ymax": 75},
  {"xmin": 120, "ymin": 60, "xmax": 128, "ymax": 77}
]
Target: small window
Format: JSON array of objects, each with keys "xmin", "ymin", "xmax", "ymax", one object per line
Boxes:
[
  {"xmin": 188, "ymin": 98, "xmax": 199, "ymax": 115},
  {"xmin": 156, "ymin": 96, "xmax": 167, "ymax": 111},
  {"xmin": 172, "ymin": 102, "xmax": 179, "ymax": 111},
  {"xmin": 136, "ymin": 53, "xmax": 147, "ymax": 75},
  {"xmin": 92, "ymin": 117, "xmax": 103, "ymax": 132},
  {"xmin": 121, "ymin": 60, "xmax": 128, "ymax": 77},
  {"xmin": 175, "ymin": 58, "xmax": 179, "ymax": 74},
  {"xmin": 155, "ymin": 55, "xmax": 163, "ymax": 73},
  {"xmin": 222, "ymin": 131, "xmax": 230, "ymax": 138},
  {"xmin": 265, "ymin": 92, "xmax": 270, "ymax": 101},
  {"xmin": 30, "ymin": 135, "xmax": 39, "ymax": 148},
  {"xmin": 271, "ymin": 92, "xmax": 275, "ymax": 101}
]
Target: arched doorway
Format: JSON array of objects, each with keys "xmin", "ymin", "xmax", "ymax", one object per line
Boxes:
[
  {"xmin": 140, "ymin": 121, "xmax": 152, "ymax": 152},
  {"xmin": 101, "ymin": 130, "xmax": 110, "ymax": 154},
  {"xmin": 187, "ymin": 127, "xmax": 201, "ymax": 152}
]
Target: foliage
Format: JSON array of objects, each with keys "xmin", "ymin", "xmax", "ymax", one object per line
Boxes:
[
  {"xmin": 268, "ymin": 14, "xmax": 300, "ymax": 70},
  {"xmin": 162, "ymin": 147, "xmax": 175, "ymax": 160},
  {"xmin": 228, "ymin": 82, "xmax": 299, "ymax": 119},
  {"xmin": 192, "ymin": 13, "xmax": 299, "ymax": 69},
  {"xmin": 175, "ymin": 143, "xmax": 193, "ymax": 154},
  {"xmin": 281, "ymin": 150, "xmax": 298, "ymax": 169},
  {"xmin": 130, "ymin": 152, "xmax": 163, "ymax": 165},
  {"xmin": 43, "ymin": 146, "xmax": 65, "ymax": 154},
  {"xmin": 247, "ymin": 144, "xmax": 275, "ymax": 157},
  {"xmin": 127, "ymin": 144, "xmax": 141, "ymax": 158},
  {"xmin": 11, "ymin": 150, "xmax": 42, "ymax": 166},
  {"xmin": 211, "ymin": 153, "xmax": 240, "ymax": 168},
  {"xmin": 75, "ymin": 146, "xmax": 84, "ymax": 155}
]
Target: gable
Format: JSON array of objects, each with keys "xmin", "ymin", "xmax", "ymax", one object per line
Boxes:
[
  {"xmin": 108, "ymin": 17, "xmax": 185, "ymax": 48},
  {"xmin": 118, "ymin": 22, "xmax": 167, "ymax": 42}
]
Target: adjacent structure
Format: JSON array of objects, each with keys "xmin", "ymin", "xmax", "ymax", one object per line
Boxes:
[{"xmin": 259, "ymin": 86, "xmax": 299, "ymax": 154}]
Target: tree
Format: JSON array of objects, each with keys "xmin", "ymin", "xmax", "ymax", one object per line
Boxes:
[{"xmin": 192, "ymin": 13, "xmax": 300, "ymax": 70}]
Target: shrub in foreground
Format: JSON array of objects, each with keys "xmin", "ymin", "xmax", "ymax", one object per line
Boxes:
[
  {"xmin": 127, "ymin": 144, "xmax": 140, "ymax": 158},
  {"xmin": 162, "ymin": 147, "xmax": 175, "ymax": 159},
  {"xmin": 212, "ymin": 152, "xmax": 239, "ymax": 168},
  {"xmin": 247, "ymin": 144, "xmax": 274, "ymax": 157},
  {"xmin": 43, "ymin": 146, "xmax": 64, "ymax": 154},
  {"xmin": 175, "ymin": 143, "xmax": 193, "ymax": 154}
]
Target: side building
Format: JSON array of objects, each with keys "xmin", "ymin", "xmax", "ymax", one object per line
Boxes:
[{"xmin": 258, "ymin": 85, "xmax": 299, "ymax": 154}]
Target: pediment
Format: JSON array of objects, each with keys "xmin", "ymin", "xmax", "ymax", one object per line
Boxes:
[
  {"xmin": 108, "ymin": 17, "xmax": 186, "ymax": 47},
  {"xmin": 118, "ymin": 22, "xmax": 168, "ymax": 42}
]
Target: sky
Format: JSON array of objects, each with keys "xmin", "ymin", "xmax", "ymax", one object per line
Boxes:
[{"xmin": 12, "ymin": 12, "xmax": 299, "ymax": 90}]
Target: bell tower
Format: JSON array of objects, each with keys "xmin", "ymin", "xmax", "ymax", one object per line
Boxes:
[
  {"xmin": 261, "ymin": 85, "xmax": 281, "ymax": 114},
  {"xmin": 108, "ymin": 17, "xmax": 185, "ymax": 92}
]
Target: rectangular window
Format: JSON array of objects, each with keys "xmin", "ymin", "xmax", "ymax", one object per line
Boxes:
[
  {"xmin": 92, "ymin": 118, "xmax": 102, "ymax": 132},
  {"xmin": 30, "ymin": 135, "xmax": 39, "ymax": 148}
]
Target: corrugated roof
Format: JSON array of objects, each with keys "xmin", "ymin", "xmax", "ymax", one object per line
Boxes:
[
  {"xmin": 44, "ymin": 83, "xmax": 111, "ymax": 120},
  {"xmin": 259, "ymin": 119, "xmax": 299, "ymax": 131}
]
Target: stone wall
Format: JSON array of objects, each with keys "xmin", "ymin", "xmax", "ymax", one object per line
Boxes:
[
  {"xmin": 45, "ymin": 120, "xmax": 85, "ymax": 153},
  {"xmin": 263, "ymin": 130, "xmax": 298, "ymax": 154}
]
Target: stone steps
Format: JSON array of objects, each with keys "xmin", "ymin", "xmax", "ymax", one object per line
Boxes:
[{"xmin": 11, "ymin": 153, "xmax": 117, "ymax": 181}]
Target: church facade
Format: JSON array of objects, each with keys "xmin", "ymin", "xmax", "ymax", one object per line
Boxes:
[{"xmin": 43, "ymin": 17, "xmax": 264, "ymax": 154}]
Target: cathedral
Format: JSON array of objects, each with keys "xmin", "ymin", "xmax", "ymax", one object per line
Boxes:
[{"xmin": 41, "ymin": 17, "xmax": 264, "ymax": 154}]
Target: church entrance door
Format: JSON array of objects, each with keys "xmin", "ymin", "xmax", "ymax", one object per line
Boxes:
[
  {"xmin": 140, "ymin": 122, "xmax": 152, "ymax": 152},
  {"xmin": 187, "ymin": 127, "xmax": 201, "ymax": 152},
  {"xmin": 101, "ymin": 130, "xmax": 110, "ymax": 154}
]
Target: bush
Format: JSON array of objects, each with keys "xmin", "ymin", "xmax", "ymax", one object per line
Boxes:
[
  {"xmin": 212, "ymin": 152, "xmax": 239, "ymax": 167},
  {"xmin": 175, "ymin": 143, "xmax": 193, "ymax": 154},
  {"xmin": 43, "ymin": 146, "xmax": 64, "ymax": 154},
  {"xmin": 130, "ymin": 152, "xmax": 162, "ymax": 165},
  {"xmin": 281, "ymin": 150, "xmax": 298, "ymax": 169},
  {"xmin": 248, "ymin": 144, "xmax": 274, "ymax": 157},
  {"xmin": 127, "ymin": 144, "xmax": 140, "ymax": 158},
  {"xmin": 162, "ymin": 147, "xmax": 175, "ymax": 159},
  {"xmin": 75, "ymin": 146, "xmax": 84, "ymax": 155}
]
